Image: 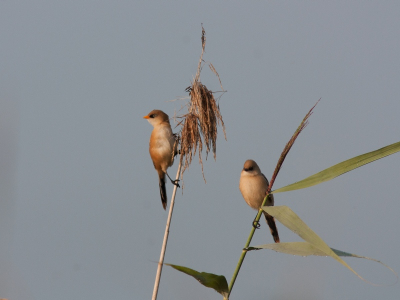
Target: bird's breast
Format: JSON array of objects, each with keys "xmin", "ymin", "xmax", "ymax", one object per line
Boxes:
[
  {"xmin": 239, "ymin": 175, "xmax": 271, "ymax": 209},
  {"xmin": 149, "ymin": 125, "xmax": 175, "ymax": 171}
]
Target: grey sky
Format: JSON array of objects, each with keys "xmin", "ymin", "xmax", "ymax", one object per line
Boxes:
[{"xmin": 1, "ymin": 1, "xmax": 400, "ymax": 299}]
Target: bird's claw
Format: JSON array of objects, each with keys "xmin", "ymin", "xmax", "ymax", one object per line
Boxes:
[
  {"xmin": 252, "ymin": 220, "xmax": 261, "ymax": 229},
  {"xmin": 171, "ymin": 179, "xmax": 180, "ymax": 188}
]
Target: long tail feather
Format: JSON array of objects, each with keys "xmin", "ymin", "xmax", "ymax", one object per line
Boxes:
[
  {"xmin": 158, "ymin": 173, "xmax": 167, "ymax": 210},
  {"xmin": 263, "ymin": 211, "xmax": 280, "ymax": 243}
]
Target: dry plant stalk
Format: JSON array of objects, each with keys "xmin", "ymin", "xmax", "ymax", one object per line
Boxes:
[
  {"xmin": 153, "ymin": 26, "xmax": 225, "ymax": 300},
  {"xmin": 178, "ymin": 26, "xmax": 226, "ymax": 182},
  {"xmin": 268, "ymin": 99, "xmax": 320, "ymax": 192}
]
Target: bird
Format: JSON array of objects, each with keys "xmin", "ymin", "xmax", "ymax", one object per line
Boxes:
[
  {"xmin": 143, "ymin": 109, "xmax": 179, "ymax": 210},
  {"xmin": 239, "ymin": 159, "xmax": 280, "ymax": 243}
]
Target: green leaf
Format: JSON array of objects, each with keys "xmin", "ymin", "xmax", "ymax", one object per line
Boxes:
[
  {"xmin": 248, "ymin": 241, "xmax": 327, "ymax": 256},
  {"xmin": 273, "ymin": 141, "xmax": 400, "ymax": 193},
  {"xmin": 165, "ymin": 263, "xmax": 229, "ymax": 297},
  {"xmin": 260, "ymin": 206, "xmax": 398, "ymax": 285},
  {"xmin": 248, "ymin": 242, "xmax": 398, "ymax": 286}
]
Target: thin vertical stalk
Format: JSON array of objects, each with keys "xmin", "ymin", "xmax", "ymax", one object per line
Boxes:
[
  {"xmin": 152, "ymin": 161, "xmax": 182, "ymax": 300},
  {"xmin": 228, "ymin": 101, "xmax": 318, "ymax": 298},
  {"xmin": 227, "ymin": 193, "xmax": 271, "ymax": 297}
]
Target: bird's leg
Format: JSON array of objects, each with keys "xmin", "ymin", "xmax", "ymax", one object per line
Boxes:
[{"xmin": 166, "ymin": 172, "xmax": 180, "ymax": 188}]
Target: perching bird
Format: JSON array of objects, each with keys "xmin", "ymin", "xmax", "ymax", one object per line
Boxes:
[
  {"xmin": 239, "ymin": 159, "xmax": 280, "ymax": 243},
  {"xmin": 144, "ymin": 109, "xmax": 179, "ymax": 210}
]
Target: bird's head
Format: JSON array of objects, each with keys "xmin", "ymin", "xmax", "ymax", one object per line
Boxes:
[
  {"xmin": 241, "ymin": 159, "xmax": 262, "ymax": 176},
  {"xmin": 143, "ymin": 109, "xmax": 170, "ymax": 127}
]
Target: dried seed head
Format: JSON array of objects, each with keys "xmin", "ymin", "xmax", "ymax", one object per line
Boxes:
[{"xmin": 176, "ymin": 26, "xmax": 226, "ymax": 182}]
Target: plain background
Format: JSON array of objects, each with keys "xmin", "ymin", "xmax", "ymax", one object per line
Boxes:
[{"xmin": 1, "ymin": 1, "xmax": 399, "ymax": 299}]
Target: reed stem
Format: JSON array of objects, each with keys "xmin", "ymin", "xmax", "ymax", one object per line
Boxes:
[{"xmin": 152, "ymin": 161, "xmax": 182, "ymax": 300}]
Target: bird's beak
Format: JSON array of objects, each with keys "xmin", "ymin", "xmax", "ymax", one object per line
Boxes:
[{"xmin": 143, "ymin": 115, "xmax": 150, "ymax": 119}]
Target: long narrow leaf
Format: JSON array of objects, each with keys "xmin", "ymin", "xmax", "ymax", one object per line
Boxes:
[
  {"xmin": 248, "ymin": 242, "xmax": 397, "ymax": 285},
  {"xmin": 262, "ymin": 206, "xmax": 397, "ymax": 285},
  {"xmin": 165, "ymin": 263, "xmax": 229, "ymax": 298},
  {"xmin": 273, "ymin": 141, "xmax": 400, "ymax": 194}
]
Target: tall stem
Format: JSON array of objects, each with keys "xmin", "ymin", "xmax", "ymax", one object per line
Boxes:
[
  {"xmin": 227, "ymin": 193, "xmax": 271, "ymax": 297},
  {"xmin": 152, "ymin": 161, "xmax": 182, "ymax": 300}
]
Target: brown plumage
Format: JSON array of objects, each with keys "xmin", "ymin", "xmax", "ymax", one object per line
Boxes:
[
  {"xmin": 239, "ymin": 159, "xmax": 280, "ymax": 243},
  {"xmin": 144, "ymin": 109, "xmax": 178, "ymax": 210}
]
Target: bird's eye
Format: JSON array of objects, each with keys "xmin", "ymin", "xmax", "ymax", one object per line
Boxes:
[
  {"xmin": 248, "ymin": 166, "xmax": 254, "ymax": 171},
  {"xmin": 150, "ymin": 114, "xmax": 157, "ymax": 118}
]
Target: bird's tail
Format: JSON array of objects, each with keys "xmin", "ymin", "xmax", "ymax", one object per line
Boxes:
[
  {"xmin": 263, "ymin": 211, "xmax": 280, "ymax": 243},
  {"xmin": 158, "ymin": 172, "xmax": 167, "ymax": 210}
]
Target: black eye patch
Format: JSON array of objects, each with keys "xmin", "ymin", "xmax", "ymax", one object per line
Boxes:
[
  {"xmin": 244, "ymin": 166, "xmax": 254, "ymax": 171},
  {"xmin": 150, "ymin": 114, "xmax": 157, "ymax": 118}
]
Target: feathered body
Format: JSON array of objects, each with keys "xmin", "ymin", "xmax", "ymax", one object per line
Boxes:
[
  {"xmin": 144, "ymin": 109, "xmax": 177, "ymax": 209},
  {"xmin": 239, "ymin": 159, "xmax": 280, "ymax": 243}
]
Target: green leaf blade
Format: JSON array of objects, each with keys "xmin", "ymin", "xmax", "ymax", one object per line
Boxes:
[
  {"xmin": 248, "ymin": 241, "xmax": 326, "ymax": 256},
  {"xmin": 263, "ymin": 206, "xmax": 369, "ymax": 280},
  {"xmin": 263, "ymin": 206, "xmax": 337, "ymax": 257},
  {"xmin": 273, "ymin": 141, "xmax": 400, "ymax": 193},
  {"xmin": 165, "ymin": 263, "xmax": 229, "ymax": 297},
  {"xmin": 261, "ymin": 206, "xmax": 397, "ymax": 285}
]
